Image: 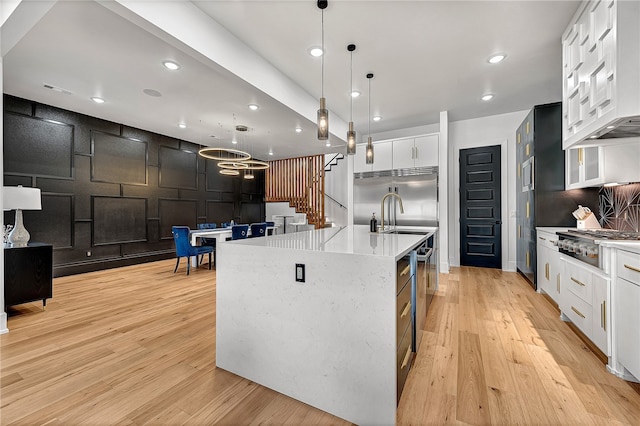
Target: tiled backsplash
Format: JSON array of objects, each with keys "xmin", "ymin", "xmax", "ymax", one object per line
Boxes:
[{"xmin": 600, "ymin": 183, "xmax": 640, "ymax": 232}]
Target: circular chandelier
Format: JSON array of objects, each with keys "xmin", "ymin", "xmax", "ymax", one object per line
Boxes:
[
  {"xmin": 219, "ymin": 169, "xmax": 240, "ymax": 176},
  {"xmin": 198, "ymin": 147, "xmax": 251, "ymax": 162},
  {"xmin": 217, "ymin": 161, "xmax": 249, "ymax": 170},
  {"xmin": 240, "ymin": 160, "xmax": 269, "ymax": 170}
]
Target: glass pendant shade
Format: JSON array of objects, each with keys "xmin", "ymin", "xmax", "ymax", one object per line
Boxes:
[
  {"xmin": 365, "ymin": 137, "xmax": 374, "ymax": 164},
  {"xmin": 347, "ymin": 121, "xmax": 356, "ymax": 154},
  {"xmin": 317, "ymin": 97, "xmax": 329, "ymax": 140}
]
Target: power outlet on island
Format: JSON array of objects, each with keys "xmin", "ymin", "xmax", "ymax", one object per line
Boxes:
[
  {"xmin": 295, "ymin": 263, "xmax": 305, "ymax": 283},
  {"xmin": 86, "ymin": 250, "xmax": 92, "ymax": 257}
]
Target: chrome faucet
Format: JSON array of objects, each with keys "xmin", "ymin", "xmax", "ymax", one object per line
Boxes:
[{"xmin": 380, "ymin": 192, "xmax": 404, "ymax": 231}]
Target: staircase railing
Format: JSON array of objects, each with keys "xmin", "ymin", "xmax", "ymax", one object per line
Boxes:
[{"xmin": 265, "ymin": 154, "xmax": 325, "ymax": 229}]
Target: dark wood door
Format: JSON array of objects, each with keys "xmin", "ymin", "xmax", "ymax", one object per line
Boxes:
[{"xmin": 460, "ymin": 145, "xmax": 502, "ymax": 268}]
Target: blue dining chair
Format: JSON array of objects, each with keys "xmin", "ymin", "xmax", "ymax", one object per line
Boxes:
[
  {"xmin": 197, "ymin": 222, "xmax": 217, "ymax": 247},
  {"xmin": 231, "ymin": 224, "xmax": 249, "ymax": 240},
  {"xmin": 265, "ymin": 221, "xmax": 276, "ymax": 236},
  {"xmin": 172, "ymin": 226, "xmax": 214, "ymax": 275},
  {"xmin": 221, "ymin": 222, "xmax": 232, "ymax": 228},
  {"xmin": 250, "ymin": 222, "xmax": 268, "ymax": 238}
]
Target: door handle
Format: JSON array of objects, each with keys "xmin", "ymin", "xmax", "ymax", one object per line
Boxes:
[{"xmin": 495, "ymin": 221, "xmax": 502, "ymax": 224}]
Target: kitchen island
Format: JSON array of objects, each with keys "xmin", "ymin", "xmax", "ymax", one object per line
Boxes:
[{"xmin": 216, "ymin": 225, "xmax": 437, "ymax": 425}]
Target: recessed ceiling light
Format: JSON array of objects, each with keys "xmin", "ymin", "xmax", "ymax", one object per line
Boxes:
[
  {"xmin": 607, "ymin": 125, "xmax": 615, "ymax": 129},
  {"xmin": 325, "ymin": 141, "xmax": 331, "ymax": 147},
  {"xmin": 590, "ymin": 135, "xmax": 598, "ymax": 139},
  {"xmin": 91, "ymin": 97, "xmax": 105, "ymax": 104},
  {"xmin": 350, "ymin": 90, "xmax": 361, "ymax": 98},
  {"xmin": 163, "ymin": 60, "xmax": 181, "ymax": 70},
  {"xmin": 268, "ymin": 150, "xmax": 274, "ymax": 156},
  {"xmin": 178, "ymin": 123, "xmax": 187, "ymax": 129},
  {"xmin": 481, "ymin": 94, "xmax": 494, "ymax": 101},
  {"xmin": 295, "ymin": 127, "xmax": 303, "ymax": 133},
  {"xmin": 373, "ymin": 116, "xmax": 382, "ymax": 122},
  {"xmin": 248, "ymin": 104, "xmax": 260, "ymax": 111},
  {"xmin": 309, "ymin": 47, "xmax": 323, "ymax": 57},
  {"xmin": 232, "ymin": 138, "xmax": 238, "ymax": 144},
  {"xmin": 488, "ymin": 54, "xmax": 506, "ymax": 64}
]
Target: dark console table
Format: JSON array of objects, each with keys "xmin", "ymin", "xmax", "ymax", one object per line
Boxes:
[{"xmin": 4, "ymin": 242, "xmax": 53, "ymax": 310}]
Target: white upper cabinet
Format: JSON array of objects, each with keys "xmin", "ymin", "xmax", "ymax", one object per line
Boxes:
[
  {"xmin": 392, "ymin": 135, "xmax": 439, "ymax": 169},
  {"xmin": 353, "ymin": 141, "xmax": 393, "ymax": 173},
  {"xmin": 562, "ymin": 0, "xmax": 640, "ymax": 148},
  {"xmin": 566, "ymin": 143, "xmax": 640, "ymax": 189},
  {"xmin": 353, "ymin": 134, "xmax": 438, "ymax": 174}
]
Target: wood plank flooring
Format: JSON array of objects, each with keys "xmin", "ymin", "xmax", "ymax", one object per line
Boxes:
[{"xmin": 2, "ymin": 261, "xmax": 640, "ymax": 425}]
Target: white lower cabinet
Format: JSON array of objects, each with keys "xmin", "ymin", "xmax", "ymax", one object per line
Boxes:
[
  {"xmin": 536, "ymin": 230, "xmax": 561, "ymax": 304},
  {"xmin": 559, "ymin": 256, "xmax": 610, "ymax": 355},
  {"xmin": 615, "ymin": 249, "xmax": 640, "ymax": 379}
]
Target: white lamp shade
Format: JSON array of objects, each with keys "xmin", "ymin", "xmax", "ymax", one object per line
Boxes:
[{"xmin": 3, "ymin": 186, "xmax": 42, "ymax": 211}]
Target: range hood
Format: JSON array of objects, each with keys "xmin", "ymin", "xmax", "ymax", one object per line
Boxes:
[{"xmin": 591, "ymin": 117, "xmax": 640, "ymax": 140}]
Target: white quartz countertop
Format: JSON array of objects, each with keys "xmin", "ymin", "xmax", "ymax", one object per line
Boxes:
[
  {"xmin": 599, "ymin": 240, "xmax": 640, "ymax": 254},
  {"xmin": 229, "ymin": 225, "xmax": 437, "ymax": 260},
  {"xmin": 536, "ymin": 227, "xmax": 577, "ymax": 233}
]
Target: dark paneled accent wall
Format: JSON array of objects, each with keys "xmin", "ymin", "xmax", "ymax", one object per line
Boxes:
[{"xmin": 3, "ymin": 95, "xmax": 265, "ymax": 276}]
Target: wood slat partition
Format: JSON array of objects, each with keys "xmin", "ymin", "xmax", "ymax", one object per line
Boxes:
[{"xmin": 265, "ymin": 154, "xmax": 325, "ymax": 229}]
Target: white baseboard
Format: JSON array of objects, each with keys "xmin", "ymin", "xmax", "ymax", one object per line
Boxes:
[{"xmin": 0, "ymin": 312, "xmax": 8, "ymax": 334}]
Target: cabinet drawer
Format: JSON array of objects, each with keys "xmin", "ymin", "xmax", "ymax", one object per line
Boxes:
[
  {"xmin": 536, "ymin": 232, "xmax": 558, "ymax": 250},
  {"xmin": 617, "ymin": 250, "xmax": 640, "ymax": 286},
  {"xmin": 396, "ymin": 324, "xmax": 413, "ymax": 402},
  {"xmin": 397, "ymin": 258, "xmax": 412, "ymax": 293},
  {"xmin": 565, "ymin": 262, "xmax": 592, "ymax": 303},
  {"xmin": 396, "ymin": 281, "xmax": 411, "ymax": 349},
  {"xmin": 563, "ymin": 291, "xmax": 592, "ymax": 336}
]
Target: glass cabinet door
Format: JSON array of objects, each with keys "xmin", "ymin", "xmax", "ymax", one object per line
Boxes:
[
  {"xmin": 583, "ymin": 147, "xmax": 600, "ymax": 182},
  {"xmin": 567, "ymin": 148, "xmax": 581, "ymax": 186}
]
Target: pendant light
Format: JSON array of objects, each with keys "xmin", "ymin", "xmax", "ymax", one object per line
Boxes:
[
  {"xmin": 317, "ymin": 0, "xmax": 329, "ymax": 140},
  {"xmin": 346, "ymin": 44, "xmax": 357, "ymax": 155},
  {"xmin": 365, "ymin": 73, "xmax": 374, "ymax": 164}
]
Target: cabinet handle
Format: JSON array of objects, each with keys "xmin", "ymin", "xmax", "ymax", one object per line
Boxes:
[
  {"xmin": 557, "ymin": 274, "xmax": 560, "ymax": 293},
  {"xmin": 624, "ymin": 264, "xmax": 640, "ymax": 273},
  {"xmin": 526, "ymin": 251, "xmax": 530, "ymax": 268},
  {"xmin": 526, "ymin": 201, "xmax": 530, "ymax": 218},
  {"xmin": 400, "ymin": 345, "xmax": 412, "ymax": 369},
  {"xmin": 525, "ymin": 143, "xmax": 530, "ymax": 156},
  {"xmin": 517, "ymin": 132, "xmax": 521, "ymax": 144},
  {"xmin": 415, "ymin": 146, "xmax": 418, "ymax": 159},
  {"xmin": 545, "ymin": 263, "xmax": 549, "ymax": 280},
  {"xmin": 526, "ymin": 121, "xmax": 530, "ymax": 135},
  {"xmin": 400, "ymin": 301, "xmax": 411, "ymax": 318},
  {"xmin": 571, "ymin": 306, "xmax": 586, "ymax": 319},
  {"xmin": 539, "ymin": 237, "xmax": 546, "ymax": 241},
  {"xmin": 601, "ymin": 301, "xmax": 606, "ymax": 331},
  {"xmin": 570, "ymin": 277, "xmax": 585, "ymax": 287},
  {"xmin": 400, "ymin": 265, "xmax": 411, "ymax": 276},
  {"xmin": 578, "ymin": 148, "xmax": 583, "ymax": 165},
  {"xmin": 518, "ymin": 225, "xmax": 521, "ymax": 238}
]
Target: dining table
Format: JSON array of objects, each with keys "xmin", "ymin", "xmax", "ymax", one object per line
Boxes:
[{"xmin": 188, "ymin": 226, "xmax": 277, "ymax": 267}]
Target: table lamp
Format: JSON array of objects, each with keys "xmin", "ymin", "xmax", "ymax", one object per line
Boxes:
[{"xmin": 3, "ymin": 185, "xmax": 42, "ymax": 247}]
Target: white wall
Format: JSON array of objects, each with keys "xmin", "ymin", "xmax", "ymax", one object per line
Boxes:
[
  {"xmin": 448, "ymin": 109, "xmax": 529, "ymax": 272},
  {"xmin": 324, "ymin": 155, "xmax": 348, "ymax": 227}
]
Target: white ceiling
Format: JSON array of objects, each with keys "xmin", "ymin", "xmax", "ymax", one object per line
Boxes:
[{"xmin": 2, "ymin": 0, "xmax": 580, "ymax": 161}]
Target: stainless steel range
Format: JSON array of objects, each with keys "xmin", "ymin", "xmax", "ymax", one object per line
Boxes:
[{"xmin": 556, "ymin": 229, "xmax": 640, "ymax": 268}]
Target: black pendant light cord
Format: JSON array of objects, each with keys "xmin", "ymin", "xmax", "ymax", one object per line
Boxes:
[
  {"xmin": 350, "ymin": 50, "xmax": 353, "ymax": 122},
  {"xmin": 368, "ymin": 77, "xmax": 371, "ymax": 137},
  {"xmin": 321, "ymin": 8, "xmax": 324, "ymax": 99}
]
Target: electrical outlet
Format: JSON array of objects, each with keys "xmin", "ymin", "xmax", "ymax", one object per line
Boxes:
[
  {"xmin": 295, "ymin": 263, "xmax": 305, "ymax": 283},
  {"xmin": 86, "ymin": 250, "xmax": 91, "ymax": 257}
]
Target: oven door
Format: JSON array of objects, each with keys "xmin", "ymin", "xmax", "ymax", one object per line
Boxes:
[{"xmin": 522, "ymin": 156, "xmax": 534, "ymax": 192}]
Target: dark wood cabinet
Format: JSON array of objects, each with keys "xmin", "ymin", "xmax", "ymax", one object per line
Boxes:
[{"xmin": 4, "ymin": 243, "xmax": 53, "ymax": 310}]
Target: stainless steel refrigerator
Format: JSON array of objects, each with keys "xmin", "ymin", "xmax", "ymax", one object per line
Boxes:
[{"xmin": 353, "ymin": 173, "xmax": 438, "ymax": 228}]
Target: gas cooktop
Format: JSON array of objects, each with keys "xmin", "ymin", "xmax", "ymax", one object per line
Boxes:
[{"xmin": 563, "ymin": 229, "xmax": 640, "ymax": 240}]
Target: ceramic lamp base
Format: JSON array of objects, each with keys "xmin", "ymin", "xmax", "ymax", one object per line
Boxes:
[{"xmin": 8, "ymin": 209, "xmax": 30, "ymax": 247}]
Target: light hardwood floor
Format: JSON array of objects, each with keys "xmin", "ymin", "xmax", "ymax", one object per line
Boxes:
[{"xmin": 2, "ymin": 260, "xmax": 640, "ymax": 425}]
